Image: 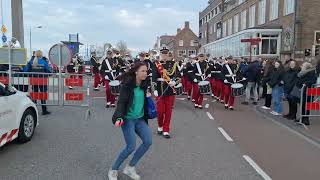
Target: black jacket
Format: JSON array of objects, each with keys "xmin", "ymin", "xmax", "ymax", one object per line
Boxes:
[
  {"xmin": 282, "ymin": 68, "xmax": 299, "ymax": 94},
  {"xmin": 90, "ymin": 57, "xmax": 100, "ymax": 73},
  {"xmin": 152, "ymin": 60, "xmax": 180, "ymax": 96},
  {"xmin": 222, "ymin": 63, "xmax": 238, "ymax": 84},
  {"xmin": 191, "ymin": 61, "xmax": 209, "ymax": 82},
  {"xmin": 296, "ymin": 69, "xmax": 317, "ymax": 89},
  {"xmin": 268, "ymin": 68, "xmax": 284, "ymax": 88},
  {"xmin": 112, "ymin": 79, "xmax": 150, "ymax": 124},
  {"xmin": 100, "ymin": 58, "xmax": 120, "ymax": 81},
  {"xmin": 243, "ymin": 61, "xmax": 261, "ymax": 82}
]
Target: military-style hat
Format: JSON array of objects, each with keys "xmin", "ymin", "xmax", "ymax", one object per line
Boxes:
[{"xmin": 160, "ymin": 47, "xmax": 169, "ymax": 54}]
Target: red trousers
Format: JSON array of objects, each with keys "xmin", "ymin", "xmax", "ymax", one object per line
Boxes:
[
  {"xmin": 184, "ymin": 79, "xmax": 192, "ymax": 97},
  {"xmin": 223, "ymin": 84, "xmax": 235, "ymax": 107},
  {"xmin": 209, "ymin": 79, "xmax": 216, "ymax": 95},
  {"xmin": 93, "ymin": 72, "xmax": 100, "ymax": 88},
  {"xmin": 156, "ymin": 95, "xmax": 175, "ymax": 133},
  {"xmin": 215, "ymin": 80, "xmax": 224, "ymax": 100},
  {"xmin": 192, "ymin": 84, "xmax": 204, "ymax": 106},
  {"xmin": 104, "ymin": 80, "xmax": 116, "ymax": 104}
]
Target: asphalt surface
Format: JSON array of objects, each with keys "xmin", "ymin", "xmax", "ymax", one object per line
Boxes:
[{"xmin": 0, "ymin": 95, "xmax": 262, "ymax": 180}]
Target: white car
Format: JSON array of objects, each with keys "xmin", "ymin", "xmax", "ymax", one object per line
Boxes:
[{"xmin": 0, "ymin": 82, "xmax": 39, "ymax": 147}]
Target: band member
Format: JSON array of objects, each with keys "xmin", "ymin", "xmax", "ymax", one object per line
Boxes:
[
  {"xmin": 67, "ymin": 53, "xmax": 84, "ymax": 89},
  {"xmin": 168, "ymin": 51, "xmax": 174, "ymax": 61},
  {"xmin": 191, "ymin": 53, "xmax": 210, "ymax": 109},
  {"xmin": 177, "ymin": 58, "xmax": 186, "ymax": 94},
  {"xmin": 90, "ymin": 51, "xmax": 101, "ymax": 91},
  {"xmin": 208, "ymin": 57, "xmax": 223, "ymax": 100},
  {"xmin": 152, "ymin": 47, "xmax": 179, "ymax": 139},
  {"xmin": 184, "ymin": 57, "xmax": 194, "ymax": 99},
  {"xmin": 100, "ymin": 49, "xmax": 120, "ymax": 108},
  {"xmin": 222, "ymin": 56, "xmax": 240, "ymax": 110},
  {"xmin": 113, "ymin": 48, "xmax": 127, "ymax": 74}
]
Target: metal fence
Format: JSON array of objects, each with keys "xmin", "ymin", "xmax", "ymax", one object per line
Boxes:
[
  {"xmin": 0, "ymin": 71, "xmax": 90, "ymax": 107},
  {"xmin": 298, "ymin": 84, "xmax": 320, "ymax": 126}
]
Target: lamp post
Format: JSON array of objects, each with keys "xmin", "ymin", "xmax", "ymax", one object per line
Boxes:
[{"xmin": 29, "ymin": 26, "xmax": 42, "ymax": 57}]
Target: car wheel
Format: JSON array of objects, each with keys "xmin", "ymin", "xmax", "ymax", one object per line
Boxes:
[{"xmin": 17, "ymin": 109, "xmax": 36, "ymax": 143}]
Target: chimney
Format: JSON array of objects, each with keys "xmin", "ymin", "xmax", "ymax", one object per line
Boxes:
[
  {"xmin": 177, "ymin": 28, "xmax": 181, "ymax": 33},
  {"xmin": 185, "ymin": 21, "xmax": 190, "ymax": 29}
]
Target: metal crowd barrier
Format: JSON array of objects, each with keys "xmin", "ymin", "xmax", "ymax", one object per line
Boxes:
[
  {"xmin": 0, "ymin": 71, "xmax": 91, "ymax": 107},
  {"xmin": 298, "ymin": 84, "xmax": 320, "ymax": 127}
]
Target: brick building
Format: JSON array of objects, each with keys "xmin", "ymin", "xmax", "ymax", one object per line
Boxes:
[
  {"xmin": 154, "ymin": 21, "xmax": 199, "ymax": 61},
  {"xmin": 199, "ymin": 0, "xmax": 320, "ymax": 61}
]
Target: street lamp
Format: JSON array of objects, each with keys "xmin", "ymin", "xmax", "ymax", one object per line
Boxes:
[{"xmin": 29, "ymin": 25, "xmax": 43, "ymax": 57}]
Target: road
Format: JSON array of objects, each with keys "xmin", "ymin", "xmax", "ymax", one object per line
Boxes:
[{"xmin": 1, "ymin": 92, "xmax": 320, "ymax": 180}]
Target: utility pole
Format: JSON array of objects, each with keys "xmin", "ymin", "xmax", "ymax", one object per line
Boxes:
[{"xmin": 11, "ymin": 0, "xmax": 24, "ymax": 47}]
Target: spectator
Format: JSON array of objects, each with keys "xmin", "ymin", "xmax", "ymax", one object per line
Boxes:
[
  {"xmin": 242, "ymin": 58, "xmax": 261, "ymax": 105},
  {"xmin": 268, "ymin": 60, "xmax": 285, "ymax": 116},
  {"xmin": 291, "ymin": 62, "xmax": 317, "ymax": 125},
  {"xmin": 282, "ymin": 60, "xmax": 300, "ymax": 120},
  {"xmin": 239, "ymin": 57, "xmax": 248, "ymax": 75},
  {"xmin": 24, "ymin": 50, "xmax": 52, "ymax": 115}
]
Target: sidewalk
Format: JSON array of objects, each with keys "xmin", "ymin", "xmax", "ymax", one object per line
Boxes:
[{"xmin": 255, "ymin": 99, "xmax": 320, "ymax": 146}]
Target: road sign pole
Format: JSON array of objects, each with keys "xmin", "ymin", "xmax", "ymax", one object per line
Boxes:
[
  {"xmin": 8, "ymin": 46, "xmax": 11, "ymax": 86},
  {"xmin": 58, "ymin": 44, "xmax": 63, "ymax": 107}
]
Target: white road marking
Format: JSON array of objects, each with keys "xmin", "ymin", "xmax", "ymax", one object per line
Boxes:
[
  {"xmin": 206, "ymin": 112, "xmax": 214, "ymax": 120},
  {"xmin": 176, "ymin": 98, "xmax": 186, "ymax": 101},
  {"xmin": 205, "ymin": 104, "xmax": 209, "ymax": 109},
  {"xmin": 243, "ymin": 155, "xmax": 272, "ymax": 180},
  {"xmin": 204, "ymin": 98, "xmax": 208, "ymax": 101},
  {"xmin": 218, "ymin": 127, "xmax": 233, "ymax": 142}
]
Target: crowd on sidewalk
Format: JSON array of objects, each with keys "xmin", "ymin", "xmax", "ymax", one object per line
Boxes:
[{"xmin": 241, "ymin": 57, "xmax": 320, "ymax": 126}]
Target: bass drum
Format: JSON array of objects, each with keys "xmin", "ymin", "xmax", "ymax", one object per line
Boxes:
[
  {"xmin": 231, "ymin": 83, "xmax": 245, "ymax": 97},
  {"xmin": 198, "ymin": 81, "xmax": 211, "ymax": 94},
  {"xmin": 109, "ymin": 80, "xmax": 121, "ymax": 95}
]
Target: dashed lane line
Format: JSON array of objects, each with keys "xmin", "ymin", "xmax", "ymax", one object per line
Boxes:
[
  {"xmin": 243, "ymin": 155, "xmax": 272, "ymax": 180},
  {"xmin": 218, "ymin": 127, "xmax": 234, "ymax": 142},
  {"xmin": 206, "ymin": 112, "xmax": 214, "ymax": 120},
  {"xmin": 205, "ymin": 104, "xmax": 209, "ymax": 109}
]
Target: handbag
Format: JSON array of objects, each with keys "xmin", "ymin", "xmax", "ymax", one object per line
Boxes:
[
  {"xmin": 290, "ymin": 85, "xmax": 301, "ymax": 100},
  {"xmin": 146, "ymin": 96, "xmax": 157, "ymax": 119}
]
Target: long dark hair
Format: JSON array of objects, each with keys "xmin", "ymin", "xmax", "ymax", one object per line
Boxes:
[
  {"xmin": 120, "ymin": 62, "xmax": 148, "ymax": 87},
  {"xmin": 274, "ymin": 60, "xmax": 284, "ymax": 72}
]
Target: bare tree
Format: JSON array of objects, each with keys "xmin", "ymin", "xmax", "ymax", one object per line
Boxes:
[{"xmin": 116, "ymin": 40, "xmax": 131, "ymax": 56}]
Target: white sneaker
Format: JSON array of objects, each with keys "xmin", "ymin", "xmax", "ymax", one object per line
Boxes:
[
  {"xmin": 123, "ymin": 165, "xmax": 141, "ymax": 180},
  {"xmin": 69, "ymin": 86, "xmax": 73, "ymax": 89},
  {"xmin": 261, "ymin": 106, "xmax": 271, "ymax": 110},
  {"xmin": 108, "ymin": 169, "xmax": 118, "ymax": 180},
  {"xmin": 273, "ymin": 112, "xmax": 282, "ymax": 116}
]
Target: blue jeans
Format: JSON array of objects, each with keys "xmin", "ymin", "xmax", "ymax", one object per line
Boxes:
[
  {"xmin": 272, "ymin": 85, "xmax": 284, "ymax": 113},
  {"xmin": 112, "ymin": 118, "xmax": 152, "ymax": 170}
]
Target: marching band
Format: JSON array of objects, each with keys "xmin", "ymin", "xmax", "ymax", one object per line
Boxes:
[{"xmin": 88, "ymin": 47, "xmax": 246, "ymax": 138}]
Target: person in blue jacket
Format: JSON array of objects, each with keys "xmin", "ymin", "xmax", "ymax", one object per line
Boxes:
[{"xmin": 24, "ymin": 50, "xmax": 52, "ymax": 115}]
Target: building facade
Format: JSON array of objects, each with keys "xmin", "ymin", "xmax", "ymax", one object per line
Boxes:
[
  {"xmin": 199, "ymin": 0, "xmax": 320, "ymax": 61},
  {"xmin": 154, "ymin": 21, "xmax": 199, "ymax": 61}
]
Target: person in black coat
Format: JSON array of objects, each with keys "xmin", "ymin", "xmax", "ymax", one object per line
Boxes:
[
  {"xmin": 268, "ymin": 60, "xmax": 285, "ymax": 115},
  {"xmin": 282, "ymin": 60, "xmax": 300, "ymax": 119},
  {"xmin": 291, "ymin": 62, "xmax": 317, "ymax": 125},
  {"xmin": 261, "ymin": 60, "xmax": 274, "ymax": 109},
  {"xmin": 242, "ymin": 58, "xmax": 262, "ymax": 105},
  {"xmin": 90, "ymin": 52, "xmax": 101, "ymax": 90},
  {"xmin": 109, "ymin": 62, "xmax": 152, "ymax": 180}
]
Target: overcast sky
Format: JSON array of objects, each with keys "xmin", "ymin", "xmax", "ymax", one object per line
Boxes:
[{"xmin": 2, "ymin": 0, "xmax": 208, "ymax": 57}]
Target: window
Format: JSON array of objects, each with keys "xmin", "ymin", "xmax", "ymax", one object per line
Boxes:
[
  {"xmin": 261, "ymin": 34, "xmax": 279, "ymax": 54},
  {"xmin": 188, "ymin": 50, "xmax": 196, "ymax": 56},
  {"xmin": 228, "ymin": 18, "xmax": 233, "ymax": 35},
  {"xmin": 217, "ymin": 28, "xmax": 222, "ymax": 38},
  {"xmin": 315, "ymin": 31, "xmax": 320, "ymax": 45},
  {"xmin": 179, "ymin": 40, "xmax": 183, "ymax": 46},
  {"xmin": 223, "ymin": 21, "xmax": 227, "ymax": 37},
  {"xmin": 241, "ymin": 10, "xmax": 247, "ymax": 30},
  {"xmin": 270, "ymin": 0, "xmax": 279, "ymax": 20},
  {"xmin": 284, "ymin": 0, "xmax": 295, "ymax": 15},
  {"xmin": 234, "ymin": 14, "xmax": 239, "ymax": 33},
  {"xmin": 178, "ymin": 50, "xmax": 186, "ymax": 57},
  {"xmin": 190, "ymin": 40, "xmax": 198, "ymax": 46},
  {"xmin": 258, "ymin": 0, "xmax": 266, "ymax": 25},
  {"xmin": 249, "ymin": 5, "xmax": 256, "ymax": 28}
]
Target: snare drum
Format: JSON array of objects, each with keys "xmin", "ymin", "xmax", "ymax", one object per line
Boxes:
[
  {"xmin": 198, "ymin": 81, "xmax": 211, "ymax": 94},
  {"xmin": 231, "ymin": 83, "xmax": 244, "ymax": 97},
  {"xmin": 109, "ymin": 80, "xmax": 121, "ymax": 95},
  {"xmin": 174, "ymin": 83, "xmax": 183, "ymax": 95}
]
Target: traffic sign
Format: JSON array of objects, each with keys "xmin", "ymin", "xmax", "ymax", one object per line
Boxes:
[
  {"xmin": 49, "ymin": 44, "xmax": 72, "ymax": 67},
  {"xmin": 1, "ymin": 25, "xmax": 7, "ymax": 33},
  {"xmin": 241, "ymin": 38, "xmax": 262, "ymax": 43},
  {"xmin": 2, "ymin": 35, "xmax": 7, "ymax": 43}
]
